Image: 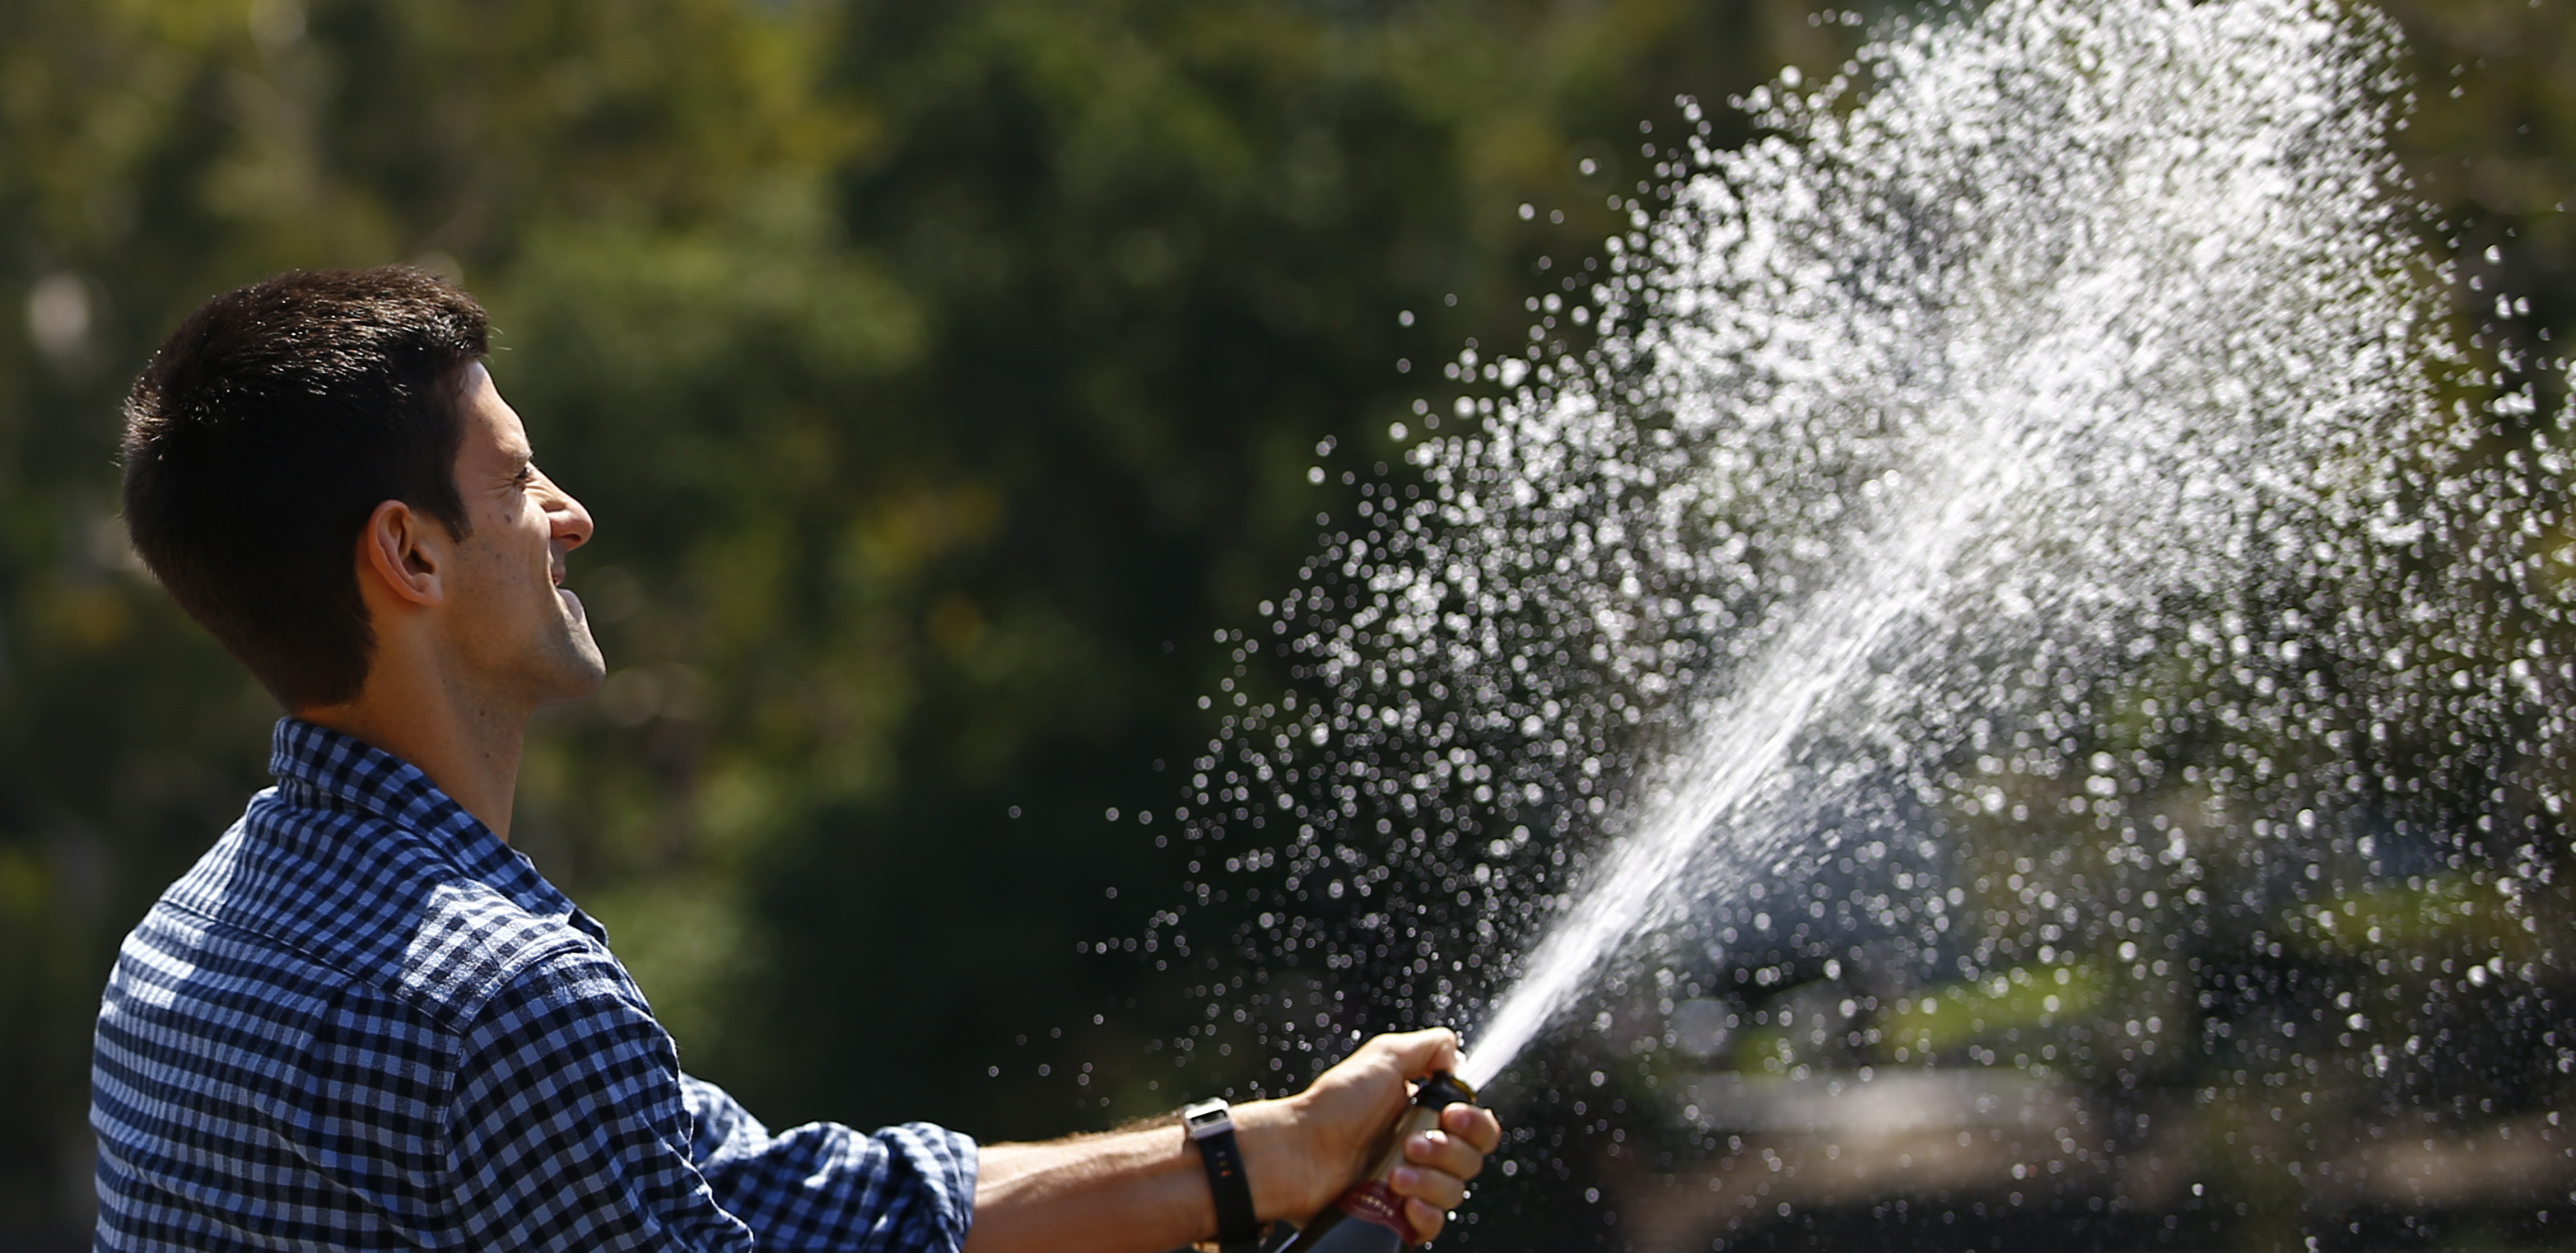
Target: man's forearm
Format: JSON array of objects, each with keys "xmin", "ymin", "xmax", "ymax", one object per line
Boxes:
[
  {"xmin": 961, "ymin": 1124, "xmax": 1213, "ymax": 1253},
  {"xmin": 962, "ymin": 1097, "xmax": 1325, "ymax": 1253}
]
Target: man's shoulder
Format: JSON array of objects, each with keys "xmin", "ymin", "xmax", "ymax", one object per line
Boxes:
[
  {"xmin": 400, "ymin": 869, "xmax": 619, "ymax": 1024},
  {"xmin": 96, "ymin": 803, "xmax": 644, "ymax": 1193},
  {"xmin": 95, "ymin": 791, "xmax": 668, "ymax": 1248},
  {"xmin": 140, "ymin": 790, "xmax": 610, "ymax": 1034}
]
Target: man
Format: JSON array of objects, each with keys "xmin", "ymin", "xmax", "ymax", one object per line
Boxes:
[{"xmin": 96, "ymin": 268, "xmax": 1500, "ymax": 1251}]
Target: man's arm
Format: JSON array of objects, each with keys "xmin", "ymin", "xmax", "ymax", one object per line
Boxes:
[
  {"xmin": 447, "ymin": 952, "xmax": 760, "ymax": 1251},
  {"xmin": 450, "ymin": 948, "xmax": 983, "ymax": 1253},
  {"xmin": 963, "ymin": 1030, "xmax": 1502, "ymax": 1253}
]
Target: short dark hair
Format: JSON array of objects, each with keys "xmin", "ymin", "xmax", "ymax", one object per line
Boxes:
[{"xmin": 121, "ymin": 267, "xmax": 490, "ymax": 710}]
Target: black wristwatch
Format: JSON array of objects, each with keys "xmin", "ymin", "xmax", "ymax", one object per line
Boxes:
[{"xmin": 1182, "ymin": 1097, "xmax": 1263, "ymax": 1251}]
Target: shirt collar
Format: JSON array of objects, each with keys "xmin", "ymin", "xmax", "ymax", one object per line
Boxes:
[{"xmin": 267, "ymin": 717, "xmax": 607, "ymax": 945}]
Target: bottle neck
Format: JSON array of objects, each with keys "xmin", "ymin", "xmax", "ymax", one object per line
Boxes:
[{"xmin": 1359, "ymin": 1072, "xmax": 1478, "ymax": 1184}]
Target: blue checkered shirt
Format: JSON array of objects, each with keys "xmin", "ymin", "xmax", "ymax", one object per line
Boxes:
[{"xmin": 92, "ymin": 719, "xmax": 978, "ymax": 1251}]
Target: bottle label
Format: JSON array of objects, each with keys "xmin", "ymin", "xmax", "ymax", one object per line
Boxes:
[{"xmin": 1335, "ymin": 1180, "xmax": 1421, "ymax": 1243}]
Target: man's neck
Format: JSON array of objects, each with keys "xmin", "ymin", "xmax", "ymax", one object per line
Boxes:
[{"xmin": 299, "ymin": 661, "xmax": 529, "ymax": 841}]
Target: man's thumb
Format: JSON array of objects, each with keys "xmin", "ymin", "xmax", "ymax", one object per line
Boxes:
[{"xmin": 1374, "ymin": 1027, "xmax": 1463, "ymax": 1078}]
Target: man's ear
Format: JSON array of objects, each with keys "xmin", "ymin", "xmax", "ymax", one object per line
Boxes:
[{"xmin": 358, "ymin": 499, "xmax": 448, "ymax": 608}]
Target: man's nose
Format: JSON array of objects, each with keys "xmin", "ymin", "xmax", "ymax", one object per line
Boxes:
[{"xmin": 540, "ymin": 470, "xmax": 594, "ymax": 552}]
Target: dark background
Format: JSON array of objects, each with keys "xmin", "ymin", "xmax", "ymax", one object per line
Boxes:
[{"xmin": 0, "ymin": 0, "xmax": 2569, "ymax": 1247}]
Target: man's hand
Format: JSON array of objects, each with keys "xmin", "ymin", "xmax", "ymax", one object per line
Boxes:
[
  {"xmin": 965, "ymin": 1028, "xmax": 1503, "ymax": 1253},
  {"xmin": 1238, "ymin": 1028, "xmax": 1504, "ymax": 1241}
]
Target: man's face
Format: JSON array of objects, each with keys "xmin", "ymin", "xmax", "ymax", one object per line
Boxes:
[{"xmin": 440, "ymin": 361, "xmax": 605, "ymax": 706}]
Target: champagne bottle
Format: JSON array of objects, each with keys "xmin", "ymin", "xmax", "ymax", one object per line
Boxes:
[{"xmin": 1275, "ymin": 1072, "xmax": 1480, "ymax": 1251}]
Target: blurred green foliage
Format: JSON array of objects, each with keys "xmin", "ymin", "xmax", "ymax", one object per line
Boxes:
[{"xmin": 0, "ymin": 0, "xmax": 2569, "ymax": 1247}]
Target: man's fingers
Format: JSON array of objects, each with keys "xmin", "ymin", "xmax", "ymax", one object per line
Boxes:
[
  {"xmin": 1373, "ymin": 1083, "xmax": 1493, "ymax": 1246},
  {"xmin": 1390, "ymin": 1162, "xmax": 1468, "ymax": 1211},
  {"xmin": 1442, "ymin": 1103, "xmax": 1502, "ymax": 1156},
  {"xmin": 1404, "ymin": 1197, "xmax": 1447, "ymax": 1242},
  {"xmin": 1403, "ymin": 1128, "xmax": 1486, "ymax": 1182}
]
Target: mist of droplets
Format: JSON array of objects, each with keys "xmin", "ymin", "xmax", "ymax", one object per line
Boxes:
[{"xmin": 1120, "ymin": 0, "xmax": 2576, "ymax": 1241}]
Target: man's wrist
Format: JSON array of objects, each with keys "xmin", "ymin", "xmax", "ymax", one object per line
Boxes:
[
  {"xmin": 1182, "ymin": 1097, "xmax": 1260, "ymax": 1248},
  {"xmin": 1227, "ymin": 1095, "xmax": 1323, "ymax": 1221}
]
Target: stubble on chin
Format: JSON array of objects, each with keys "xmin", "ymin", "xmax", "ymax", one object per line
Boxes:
[{"xmin": 548, "ymin": 590, "xmax": 609, "ymax": 703}]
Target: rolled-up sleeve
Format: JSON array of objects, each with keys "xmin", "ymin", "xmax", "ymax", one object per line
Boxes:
[{"xmin": 682, "ymin": 1073, "xmax": 979, "ymax": 1253}]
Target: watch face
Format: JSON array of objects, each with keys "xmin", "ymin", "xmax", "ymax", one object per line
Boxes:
[{"xmin": 1183, "ymin": 1099, "xmax": 1232, "ymax": 1136}]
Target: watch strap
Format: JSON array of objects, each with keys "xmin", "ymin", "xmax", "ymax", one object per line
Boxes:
[{"xmin": 1186, "ymin": 1104, "xmax": 1261, "ymax": 1250}]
